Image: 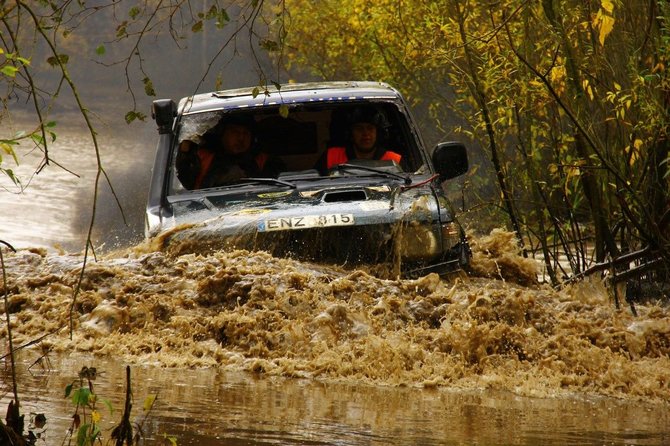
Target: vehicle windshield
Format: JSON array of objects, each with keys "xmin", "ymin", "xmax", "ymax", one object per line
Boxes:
[
  {"xmin": 330, "ymin": 162, "xmax": 412, "ymax": 185},
  {"xmin": 169, "ymin": 101, "xmax": 427, "ymax": 195},
  {"xmin": 209, "ymin": 177, "xmax": 297, "ymax": 190}
]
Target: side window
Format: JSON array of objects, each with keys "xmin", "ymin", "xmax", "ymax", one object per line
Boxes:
[
  {"xmin": 171, "ymin": 112, "xmax": 221, "ymax": 193},
  {"xmin": 384, "ymin": 106, "xmax": 423, "ymax": 172}
]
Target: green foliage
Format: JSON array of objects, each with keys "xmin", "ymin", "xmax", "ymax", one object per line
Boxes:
[
  {"xmin": 260, "ymin": 39, "xmax": 280, "ymax": 52},
  {"xmin": 143, "ymin": 77, "xmax": 156, "ymax": 96},
  {"xmin": 192, "ymin": 20, "xmax": 204, "ymax": 32},
  {"xmin": 116, "ymin": 21, "xmax": 128, "ymax": 38},
  {"xmin": 282, "ymin": 0, "xmax": 670, "ymax": 277},
  {"xmin": 215, "ymin": 9, "xmax": 231, "ymax": 28},
  {"xmin": 65, "ymin": 371, "xmax": 104, "ymax": 446},
  {"xmin": 125, "ymin": 110, "xmax": 147, "ymax": 124},
  {"xmin": 59, "ymin": 366, "xmax": 167, "ymax": 446},
  {"xmin": 129, "ymin": 6, "xmax": 141, "ymax": 20},
  {"xmin": 1, "ymin": 65, "xmax": 19, "ymax": 77},
  {"xmin": 200, "ymin": 5, "xmax": 230, "ymax": 28},
  {"xmin": 76, "ymin": 423, "xmax": 101, "ymax": 446},
  {"xmin": 1, "ymin": 48, "xmax": 30, "ymax": 77},
  {"xmin": 71, "ymin": 387, "xmax": 93, "ymax": 406},
  {"xmin": 46, "ymin": 54, "xmax": 69, "ymax": 67},
  {"xmin": 0, "ymin": 123, "xmax": 57, "ymax": 188}
]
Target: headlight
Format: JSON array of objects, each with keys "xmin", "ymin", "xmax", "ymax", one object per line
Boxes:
[
  {"xmin": 440, "ymin": 221, "xmax": 461, "ymax": 250},
  {"xmin": 399, "ymin": 222, "xmax": 439, "ymax": 260}
]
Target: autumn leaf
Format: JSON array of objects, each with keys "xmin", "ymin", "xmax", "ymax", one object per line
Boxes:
[
  {"xmin": 143, "ymin": 76, "xmax": 156, "ymax": 96},
  {"xmin": 143, "ymin": 394, "xmax": 157, "ymax": 411},
  {"xmin": 129, "ymin": 6, "xmax": 141, "ymax": 19},
  {"xmin": 601, "ymin": 0, "xmax": 614, "ymax": 13},
  {"xmin": 1, "ymin": 65, "xmax": 18, "ymax": 77},
  {"xmin": 593, "ymin": 1, "xmax": 615, "ymax": 46},
  {"xmin": 46, "ymin": 54, "xmax": 69, "ymax": 67}
]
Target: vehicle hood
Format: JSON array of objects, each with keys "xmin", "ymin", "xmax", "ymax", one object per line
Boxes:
[
  {"xmin": 168, "ymin": 181, "xmax": 439, "ymax": 230},
  {"xmin": 151, "ymin": 177, "xmax": 448, "ymax": 255}
]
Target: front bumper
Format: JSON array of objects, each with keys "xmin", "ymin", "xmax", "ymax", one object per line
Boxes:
[{"xmin": 159, "ymin": 219, "xmax": 469, "ymax": 277}]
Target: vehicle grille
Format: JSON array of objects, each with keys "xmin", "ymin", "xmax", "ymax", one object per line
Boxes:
[{"xmin": 165, "ymin": 223, "xmax": 398, "ymax": 265}]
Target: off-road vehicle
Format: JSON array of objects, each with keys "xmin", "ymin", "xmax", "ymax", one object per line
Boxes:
[{"xmin": 147, "ymin": 81, "xmax": 470, "ymax": 277}]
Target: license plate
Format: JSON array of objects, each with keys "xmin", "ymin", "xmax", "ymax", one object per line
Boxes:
[{"xmin": 259, "ymin": 214, "xmax": 355, "ymax": 232}]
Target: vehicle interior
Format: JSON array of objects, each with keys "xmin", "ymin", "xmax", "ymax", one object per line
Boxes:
[{"xmin": 171, "ymin": 101, "xmax": 427, "ymax": 192}]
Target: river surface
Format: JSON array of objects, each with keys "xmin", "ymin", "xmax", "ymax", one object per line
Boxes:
[
  {"xmin": 4, "ymin": 353, "xmax": 668, "ymax": 446},
  {"xmin": 1, "ymin": 118, "xmax": 669, "ymax": 445},
  {"xmin": 0, "ymin": 115, "xmax": 155, "ymax": 251}
]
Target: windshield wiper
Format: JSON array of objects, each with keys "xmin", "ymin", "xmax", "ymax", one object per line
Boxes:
[
  {"xmin": 187, "ymin": 177, "xmax": 297, "ymax": 194},
  {"xmin": 235, "ymin": 177, "xmax": 297, "ymax": 189},
  {"xmin": 333, "ymin": 163, "xmax": 412, "ymax": 185}
]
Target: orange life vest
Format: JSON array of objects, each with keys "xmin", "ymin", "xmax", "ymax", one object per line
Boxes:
[
  {"xmin": 194, "ymin": 150, "xmax": 268, "ymax": 189},
  {"xmin": 326, "ymin": 146, "xmax": 401, "ymax": 170}
]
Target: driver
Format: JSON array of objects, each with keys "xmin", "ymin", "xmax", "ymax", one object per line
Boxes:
[{"xmin": 321, "ymin": 106, "xmax": 401, "ymax": 172}]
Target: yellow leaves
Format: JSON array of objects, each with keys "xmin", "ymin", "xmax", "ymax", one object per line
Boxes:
[
  {"xmin": 563, "ymin": 159, "xmax": 586, "ymax": 197},
  {"xmin": 652, "ymin": 62, "xmax": 665, "ymax": 73},
  {"xmin": 143, "ymin": 394, "xmax": 157, "ymax": 411},
  {"xmin": 549, "ymin": 64, "xmax": 567, "ymax": 96},
  {"xmin": 605, "ymin": 81, "xmax": 634, "ymax": 121},
  {"xmin": 582, "ymin": 79, "xmax": 595, "ymax": 100},
  {"xmin": 0, "ymin": 141, "xmax": 17, "ymax": 157},
  {"xmin": 593, "ymin": 0, "xmax": 615, "ymax": 46},
  {"xmin": 601, "ymin": 0, "xmax": 614, "ymax": 14},
  {"xmin": 91, "ymin": 410, "xmax": 102, "ymax": 424},
  {"xmin": 626, "ymin": 139, "xmax": 643, "ymax": 166},
  {"xmin": 439, "ymin": 23, "xmax": 450, "ymax": 37}
]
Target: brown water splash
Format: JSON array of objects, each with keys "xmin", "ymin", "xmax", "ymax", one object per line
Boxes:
[{"xmin": 1, "ymin": 230, "xmax": 669, "ymax": 404}]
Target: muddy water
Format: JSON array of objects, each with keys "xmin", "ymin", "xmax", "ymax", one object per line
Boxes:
[
  {"xmin": 1, "ymin": 236, "xmax": 669, "ymax": 444},
  {"xmin": 1, "ymin": 119, "xmax": 670, "ymax": 444},
  {"xmin": 3, "ymin": 354, "xmax": 668, "ymax": 445},
  {"xmin": 0, "ymin": 116, "xmax": 155, "ymax": 251}
]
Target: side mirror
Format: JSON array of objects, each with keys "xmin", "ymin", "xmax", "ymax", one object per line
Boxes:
[
  {"xmin": 152, "ymin": 99, "xmax": 177, "ymax": 134},
  {"xmin": 432, "ymin": 141, "xmax": 469, "ymax": 181}
]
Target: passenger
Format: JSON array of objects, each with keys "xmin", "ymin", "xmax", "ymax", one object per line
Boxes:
[
  {"xmin": 319, "ymin": 106, "xmax": 402, "ymax": 173},
  {"xmin": 176, "ymin": 115, "xmax": 284, "ymax": 189}
]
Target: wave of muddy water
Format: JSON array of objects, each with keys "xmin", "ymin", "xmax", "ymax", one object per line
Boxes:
[{"xmin": 2, "ymin": 230, "xmax": 669, "ymax": 444}]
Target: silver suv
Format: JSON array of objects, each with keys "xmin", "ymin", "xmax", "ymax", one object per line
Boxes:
[{"xmin": 147, "ymin": 81, "xmax": 470, "ymax": 277}]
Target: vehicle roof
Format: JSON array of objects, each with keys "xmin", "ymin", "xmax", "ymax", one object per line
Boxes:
[{"xmin": 177, "ymin": 81, "xmax": 402, "ymax": 114}]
